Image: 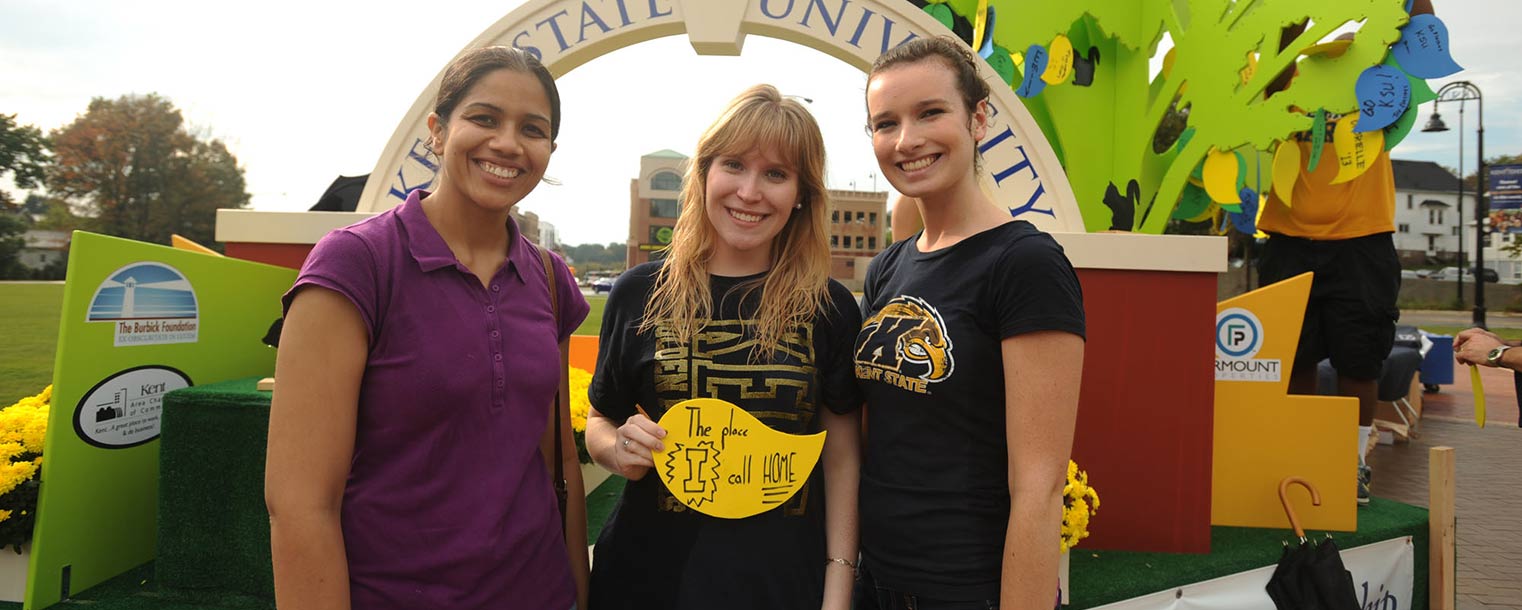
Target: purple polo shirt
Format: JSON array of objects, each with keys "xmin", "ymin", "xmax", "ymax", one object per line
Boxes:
[{"xmin": 282, "ymin": 189, "xmax": 589, "ymax": 609}]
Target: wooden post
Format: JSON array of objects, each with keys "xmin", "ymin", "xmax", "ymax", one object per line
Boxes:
[{"xmin": 1429, "ymin": 446, "xmax": 1456, "ymax": 610}]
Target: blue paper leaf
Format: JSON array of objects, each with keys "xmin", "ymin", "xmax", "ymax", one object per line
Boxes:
[
  {"xmin": 1354, "ymin": 65, "xmax": 1412, "ymax": 132},
  {"xmin": 1229, "ymin": 188, "xmax": 1259, "ymax": 234},
  {"xmin": 978, "ymin": 8, "xmax": 997, "ymax": 58},
  {"xmin": 1017, "ymin": 44, "xmax": 1049, "ymax": 98},
  {"xmin": 1390, "ymin": 14, "xmax": 1464, "ymax": 79}
]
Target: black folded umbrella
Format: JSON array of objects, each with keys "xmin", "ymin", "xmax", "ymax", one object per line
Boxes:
[{"xmin": 1266, "ymin": 477, "xmax": 1359, "ymax": 610}]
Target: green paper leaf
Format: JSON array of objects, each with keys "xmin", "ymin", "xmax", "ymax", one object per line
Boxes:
[
  {"xmin": 985, "ymin": 45, "xmax": 1017, "ymax": 86},
  {"xmin": 925, "ymin": 3, "xmax": 955, "ymax": 30},
  {"xmin": 1307, "ymin": 110, "xmax": 1327, "ymax": 171},
  {"xmin": 1173, "ymin": 183, "xmax": 1214, "ymax": 220},
  {"xmin": 1220, "ymin": 203, "xmax": 1243, "ymax": 214},
  {"xmin": 1384, "ymin": 104, "xmax": 1420, "ymax": 150}
]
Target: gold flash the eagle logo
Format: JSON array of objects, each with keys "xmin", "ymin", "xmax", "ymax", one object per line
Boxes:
[{"xmin": 855, "ymin": 296, "xmax": 953, "ymax": 393}]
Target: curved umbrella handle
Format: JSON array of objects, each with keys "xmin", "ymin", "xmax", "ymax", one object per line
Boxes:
[{"xmin": 1277, "ymin": 476, "xmax": 1321, "ymax": 541}]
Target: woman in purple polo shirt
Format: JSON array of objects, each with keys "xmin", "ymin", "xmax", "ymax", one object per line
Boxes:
[
  {"xmin": 583, "ymin": 85, "xmax": 863, "ymax": 610},
  {"xmin": 266, "ymin": 46, "xmax": 590, "ymax": 610}
]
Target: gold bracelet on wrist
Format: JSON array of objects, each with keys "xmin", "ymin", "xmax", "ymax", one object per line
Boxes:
[{"xmin": 826, "ymin": 557, "xmax": 856, "ymax": 570}]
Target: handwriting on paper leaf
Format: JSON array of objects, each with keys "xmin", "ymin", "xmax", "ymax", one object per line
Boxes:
[
  {"xmin": 1042, "ymin": 35, "xmax": 1074, "ymax": 85},
  {"xmin": 1018, "ymin": 44, "xmax": 1049, "ymax": 98},
  {"xmin": 652, "ymin": 398, "xmax": 826, "ymax": 519},
  {"xmin": 1354, "ymin": 65, "xmax": 1411, "ymax": 133},
  {"xmin": 1332, "ymin": 115, "xmax": 1385, "ymax": 185},
  {"xmin": 1391, "ymin": 14, "xmax": 1463, "ymax": 79}
]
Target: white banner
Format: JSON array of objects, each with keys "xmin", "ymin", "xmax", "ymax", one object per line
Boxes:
[{"xmin": 1091, "ymin": 537, "xmax": 1413, "ymax": 610}]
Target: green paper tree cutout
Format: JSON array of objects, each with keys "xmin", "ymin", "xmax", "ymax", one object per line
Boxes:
[{"xmin": 936, "ymin": 0, "xmax": 1413, "ymax": 233}]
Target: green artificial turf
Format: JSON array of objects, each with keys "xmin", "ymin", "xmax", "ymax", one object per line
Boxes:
[{"xmin": 0, "ymin": 283, "xmax": 64, "ymax": 406}]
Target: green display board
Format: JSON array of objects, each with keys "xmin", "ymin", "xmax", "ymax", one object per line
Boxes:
[{"xmin": 26, "ymin": 232, "xmax": 296, "ymax": 609}]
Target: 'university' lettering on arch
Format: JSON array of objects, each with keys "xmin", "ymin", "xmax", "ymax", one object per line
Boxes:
[{"xmin": 359, "ymin": 0, "xmax": 1082, "ymax": 233}]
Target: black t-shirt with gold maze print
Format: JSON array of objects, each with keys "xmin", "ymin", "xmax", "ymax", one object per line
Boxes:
[
  {"xmin": 854, "ymin": 220, "xmax": 1085, "ymax": 601},
  {"xmin": 588, "ymin": 261, "xmax": 863, "ymax": 610}
]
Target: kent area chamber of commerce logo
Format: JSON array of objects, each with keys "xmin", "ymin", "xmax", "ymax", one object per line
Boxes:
[
  {"xmin": 86, "ymin": 262, "xmax": 200, "ymax": 347},
  {"xmin": 1215, "ymin": 307, "xmax": 1280, "ymax": 382}
]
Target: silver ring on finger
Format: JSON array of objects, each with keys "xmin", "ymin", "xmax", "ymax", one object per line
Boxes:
[{"xmin": 623, "ymin": 438, "xmax": 631, "ymax": 448}]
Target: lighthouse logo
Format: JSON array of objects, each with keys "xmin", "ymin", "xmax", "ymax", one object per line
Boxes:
[{"xmin": 87, "ymin": 262, "xmax": 199, "ymax": 346}]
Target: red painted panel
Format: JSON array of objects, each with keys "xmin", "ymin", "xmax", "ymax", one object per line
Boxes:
[
  {"xmin": 1070, "ymin": 269, "xmax": 1216, "ymax": 554},
  {"xmin": 224, "ymin": 242, "xmax": 315, "ymax": 270}
]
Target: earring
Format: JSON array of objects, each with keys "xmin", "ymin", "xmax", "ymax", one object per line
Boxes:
[{"xmin": 795, "ymin": 203, "xmax": 803, "ymax": 210}]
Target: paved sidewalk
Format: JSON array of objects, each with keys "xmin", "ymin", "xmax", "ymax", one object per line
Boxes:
[{"xmin": 1371, "ymin": 359, "xmax": 1522, "ymax": 609}]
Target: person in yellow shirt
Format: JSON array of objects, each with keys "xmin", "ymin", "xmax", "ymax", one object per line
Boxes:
[{"xmin": 1256, "ymin": 0, "xmax": 1436, "ymax": 504}]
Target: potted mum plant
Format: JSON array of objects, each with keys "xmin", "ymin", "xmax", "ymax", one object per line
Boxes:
[{"xmin": 0, "ymin": 385, "xmax": 50, "ymax": 601}]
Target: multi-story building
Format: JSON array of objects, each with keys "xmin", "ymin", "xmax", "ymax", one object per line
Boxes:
[
  {"xmin": 1391, "ymin": 159, "xmax": 1463, "ymax": 265},
  {"xmin": 626, "ymin": 150, "xmax": 688, "ymax": 267},
  {"xmin": 827, "ymin": 189, "xmax": 889, "ymax": 289},
  {"xmin": 626, "ymin": 150, "xmax": 888, "ymax": 289}
]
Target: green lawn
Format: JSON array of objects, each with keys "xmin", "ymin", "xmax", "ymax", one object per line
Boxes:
[
  {"xmin": 0, "ymin": 283, "xmax": 64, "ymax": 406},
  {"xmin": 576, "ymin": 294, "xmax": 606, "ymax": 336}
]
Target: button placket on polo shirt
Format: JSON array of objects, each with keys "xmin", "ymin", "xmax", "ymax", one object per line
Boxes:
[{"xmin": 486, "ymin": 280, "xmax": 507, "ymax": 411}]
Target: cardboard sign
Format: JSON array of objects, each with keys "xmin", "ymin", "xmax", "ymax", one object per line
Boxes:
[{"xmin": 651, "ymin": 398, "xmax": 826, "ymax": 519}]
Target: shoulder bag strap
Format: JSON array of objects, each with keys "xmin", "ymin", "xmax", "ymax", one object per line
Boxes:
[{"xmin": 538, "ymin": 245, "xmax": 570, "ymax": 532}]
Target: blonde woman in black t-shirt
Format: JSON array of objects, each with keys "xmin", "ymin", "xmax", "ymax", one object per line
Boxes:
[
  {"xmin": 854, "ymin": 37, "xmax": 1086, "ymax": 610},
  {"xmin": 584, "ymin": 85, "xmax": 863, "ymax": 610}
]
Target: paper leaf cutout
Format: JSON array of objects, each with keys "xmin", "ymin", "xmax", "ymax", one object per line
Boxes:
[
  {"xmin": 1174, "ymin": 182, "xmax": 1215, "ymax": 221},
  {"xmin": 1017, "ymin": 44, "xmax": 1049, "ymax": 98},
  {"xmin": 1390, "ymin": 14, "xmax": 1463, "ymax": 79},
  {"xmin": 1042, "ymin": 34, "xmax": 1075, "ymax": 85},
  {"xmin": 1354, "ymin": 65, "xmax": 1411, "ymax": 133},
  {"xmin": 924, "ymin": 3, "xmax": 955, "ymax": 30},
  {"xmin": 1308, "ymin": 110, "xmax": 1328, "ymax": 171},
  {"xmin": 1384, "ymin": 103, "xmax": 1420, "ymax": 151},
  {"xmin": 1204, "ymin": 148, "xmax": 1243, "ymax": 204},
  {"xmin": 985, "ymin": 44, "xmax": 1017, "ymax": 85},
  {"xmin": 1229, "ymin": 187, "xmax": 1258, "ymax": 234},
  {"xmin": 1271, "ymin": 142, "xmax": 1302, "ymax": 207},
  {"xmin": 1331, "ymin": 114, "xmax": 1385, "ymax": 185},
  {"xmin": 652, "ymin": 398, "xmax": 827, "ymax": 519}
]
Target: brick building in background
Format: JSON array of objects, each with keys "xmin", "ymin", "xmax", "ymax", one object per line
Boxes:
[{"xmin": 625, "ymin": 150, "xmax": 887, "ymax": 290}]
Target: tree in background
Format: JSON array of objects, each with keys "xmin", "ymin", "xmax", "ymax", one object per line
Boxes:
[
  {"xmin": 0, "ymin": 213, "xmax": 27, "ymax": 279},
  {"xmin": 0, "ymin": 113, "xmax": 48, "ymax": 192},
  {"xmin": 47, "ymin": 94, "xmax": 249, "ymax": 245}
]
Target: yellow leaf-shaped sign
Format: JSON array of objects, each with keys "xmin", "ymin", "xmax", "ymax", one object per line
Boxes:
[
  {"xmin": 1271, "ymin": 142, "xmax": 1302, "ymax": 207},
  {"xmin": 1470, "ymin": 364, "xmax": 1487, "ymax": 428},
  {"xmin": 1203, "ymin": 148, "xmax": 1242, "ymax": 204},
  {"xmin": 652, "ymin": 398, "xmax": 826, "ymax": 519},
  {"xmin": 1042, "ymin": 34, "xmax": 1074, "ymax": 85},
  {"xmin": 1331, "ymin": 115, "xmax": 1385, "ymax": 185}
]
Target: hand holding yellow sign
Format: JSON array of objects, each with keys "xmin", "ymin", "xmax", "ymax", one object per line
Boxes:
[{"xmin": 651, "ymin": 398, "xmax": 826, "ymax": 519}]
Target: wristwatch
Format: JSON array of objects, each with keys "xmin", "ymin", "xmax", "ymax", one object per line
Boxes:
[{"xmin": 1486, "ymin": 345, "xmax": 1512, "ymax": 367}]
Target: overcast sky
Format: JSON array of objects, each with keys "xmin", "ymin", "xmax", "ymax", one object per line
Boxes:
[{"xmin": 3, "ymin": 0, "xmax": 1518, "ymax": 246}]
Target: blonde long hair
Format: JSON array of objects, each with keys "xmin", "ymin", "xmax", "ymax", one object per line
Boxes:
[{"xmin": 639, "ymin": 84, "xmax": 832, "ymax": 361}]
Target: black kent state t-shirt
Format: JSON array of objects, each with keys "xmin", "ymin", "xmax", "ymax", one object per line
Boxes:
[
  {"xmin": 588, "ymin": 261, "xmax": 863, "ymax": 610},
  {"xmin": 853, "ymin": 221, "xmax": 1085, "ymax": 601}
]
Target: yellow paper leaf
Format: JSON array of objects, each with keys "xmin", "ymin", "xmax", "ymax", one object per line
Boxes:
[
  {"xmin": 1271, "ymin": 142, "xmax": 1302, "ymax": 207},
  {"xmin": 1255, "ymin": 194, "xmax": 1268, "ymax": 239},
  {"xmin": 1042, "ymin": 34, "xmax": 1075, "ymax": 85},
  {"xmin": 1331, "ymin": 115, "xmax": 1385, "ymax": 185},
  {"xmin": 1203, "ymin": 148, "xmax": 1242, "ymax": 204},
  {"xmin": 1470, "ymin": 365, "xmax": 1486, "ymax": 428},
  {"xmin": 651, "ymin": 398, "xmax": 826, "ymax": 519}
]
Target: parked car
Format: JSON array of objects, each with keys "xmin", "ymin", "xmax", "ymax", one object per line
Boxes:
[
  {"xmin": 591, "ymin": 277, "xmax": 616, "ymax": 294},
  {"xmin": 1427, "ymin": 266, "xmax": 1499, "ymax": 283}
]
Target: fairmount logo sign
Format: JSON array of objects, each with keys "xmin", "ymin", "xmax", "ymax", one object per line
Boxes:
[
  {"xmin": 359, "ymin": 0, "xmax": 1082, "ymax": 233},
  {"xmin": 1215, "ymin": 307, "xmax": 1280, "ymax": 382}
]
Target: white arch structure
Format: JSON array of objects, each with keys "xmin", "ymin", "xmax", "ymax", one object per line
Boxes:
[{"xmin": 356, "ymin": 0, "xmax": 1084, "ymax": 233}]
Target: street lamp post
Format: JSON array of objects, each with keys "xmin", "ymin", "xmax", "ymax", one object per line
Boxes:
[{"xmin": 1423, "ymin": 81, "xmax": 1486, "ymax": 328}]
